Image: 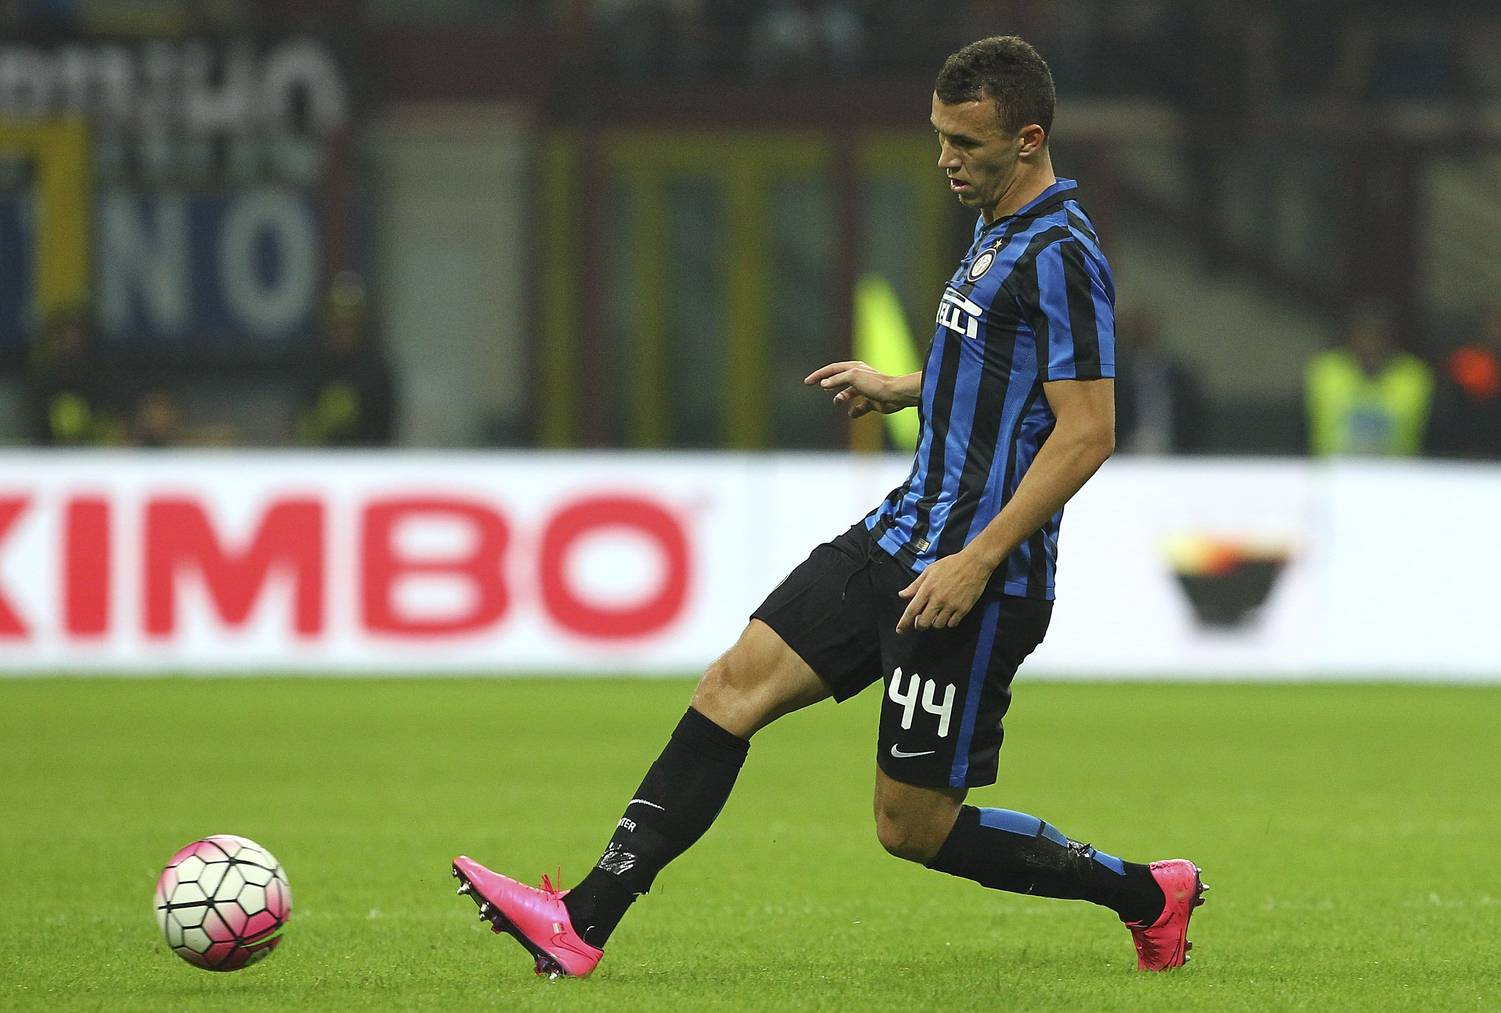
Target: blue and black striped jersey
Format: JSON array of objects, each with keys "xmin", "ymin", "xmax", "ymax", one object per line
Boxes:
[{"xmin": 866, "ymin": 178, "xmax": 1116, "ymax": 600}]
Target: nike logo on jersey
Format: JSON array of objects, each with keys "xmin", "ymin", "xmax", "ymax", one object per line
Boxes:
[
  {"xmin": 936, "ymin": 287, "xmax": 983, "ymax": 339},
  {"xmin": 889, "ymin": 744, "xmax": 936, "ymax": 759}
]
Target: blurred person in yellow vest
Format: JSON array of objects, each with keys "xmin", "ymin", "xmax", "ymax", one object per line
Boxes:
[
  {"xmin": 1427, "ymin": 306, "xmax": 1501, "ymax": 459},
  {"xmin": 25, "ymin": 304, "xmax": 125, "ymax": 447},
  {"xmin": 295, "ymin": 272, "xmax": 395, "ymax": 447},
  {"xmin": 1304, "ymin": 309, "xmax": 1432, "ymax": 456}
]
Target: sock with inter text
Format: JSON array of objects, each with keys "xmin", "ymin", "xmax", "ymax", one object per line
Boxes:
[
  {"xmin": 562, "ymin": 706, "xmax": 750, "ymax": 949},
  {"xmin": 924, "ymin": 805, "xmax": 1165, "ymax": 925}
]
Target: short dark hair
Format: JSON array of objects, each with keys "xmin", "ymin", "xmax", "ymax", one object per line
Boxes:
[{"xmin": 935, "ymin": 36, "xmax": 1056, "ymax": 137}]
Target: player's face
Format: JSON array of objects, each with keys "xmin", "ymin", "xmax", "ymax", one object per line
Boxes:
[{"xmin": 931, "ymin": 92, "xmax": 1024, "ymax": 222}]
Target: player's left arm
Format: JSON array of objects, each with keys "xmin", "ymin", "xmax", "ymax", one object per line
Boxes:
[{"xmin": 894, "ymin": 379, "xmax": 1114, "ymax": 633}]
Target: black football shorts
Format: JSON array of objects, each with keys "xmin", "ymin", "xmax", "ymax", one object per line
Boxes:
[{"xmin": 751, "ymin": 522, "xmax": 1052, "ymax": 789}]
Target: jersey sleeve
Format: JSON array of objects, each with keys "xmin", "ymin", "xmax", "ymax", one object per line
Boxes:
[{"xmin": 1023, "ymin": 239, "xmax": 1117, "ymax": 381}]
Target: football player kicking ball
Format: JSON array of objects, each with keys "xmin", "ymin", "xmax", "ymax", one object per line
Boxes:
[{"xmin": 453, "ymin": 35, "xmax": 1205, "ymax": 977}]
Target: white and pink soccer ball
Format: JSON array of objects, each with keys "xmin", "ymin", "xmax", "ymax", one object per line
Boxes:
[{"xmin": 154, "ymin": 835, "xmax": 292, "ymax": 971}]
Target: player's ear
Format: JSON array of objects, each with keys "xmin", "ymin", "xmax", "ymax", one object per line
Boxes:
[{"xmin": 1018, "ymin": 123, "xmax": 1046, "ymax": 157}]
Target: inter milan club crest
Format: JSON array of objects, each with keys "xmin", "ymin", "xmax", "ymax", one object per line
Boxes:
[{"xmin": 966, "ymin": 246, "xmax": 998, "ymax": 282}]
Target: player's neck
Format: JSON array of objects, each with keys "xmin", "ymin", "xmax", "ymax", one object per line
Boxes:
[{"xmin": 982, "ymin": 153, "xmax": 1056, "ymax": 224}]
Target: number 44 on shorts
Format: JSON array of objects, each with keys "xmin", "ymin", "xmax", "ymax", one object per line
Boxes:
[{"xmin": 887, "ymin": 668, "xmax": 956, "ymax": 738}]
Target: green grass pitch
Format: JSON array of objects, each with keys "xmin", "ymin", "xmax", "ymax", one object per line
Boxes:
[{"xmin": 2, "ymin": 677, "xmax": 1498, "ymax": 1010}]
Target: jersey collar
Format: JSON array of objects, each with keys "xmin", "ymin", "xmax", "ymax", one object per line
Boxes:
[{"xmin": 978, "ymin": 178, "xmax": 1078, "ymax": 234}]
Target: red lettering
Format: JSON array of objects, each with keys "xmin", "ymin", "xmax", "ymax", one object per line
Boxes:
[
  {"xmin": 0, "ymin": 496, "xmax": 29, "ymax": 637},
  {"xmin": 145, "ymin": 498, "xmax": 324, "ymax": 637},
  {"xmin": 65, "ymin": 498, "xmax": 110, "ymax": 636},
  {"xmin": 361, "ymin": 498, "xmax": 509, "ymax": 635},
  {"xmin": 539, "ymin": 495, "xmax": 689, "ymax": 639}
]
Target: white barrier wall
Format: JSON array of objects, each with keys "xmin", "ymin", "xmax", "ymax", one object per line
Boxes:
[{"xmin": 0, "ymin": 451, "xmax": 1497, "ymax": 679}]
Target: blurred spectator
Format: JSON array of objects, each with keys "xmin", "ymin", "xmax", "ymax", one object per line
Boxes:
[
  {"xmin": 1459, "ymin": 15, "xmax": 1501, "ymax": 99},
  {"xmin": 1304, "ymin": 309, "xmax": 1433, "ymax": 457},
  {"xmin": 1114, "ymin": 307, "xmax": 1205, "ymax": 454},
  {"xmin": 295, "ymin": 272, "xmax": 396, "ymax": 447},
  {"xmin": 1, "ymin": 0, "xmax": 75, "ymax": 39},
  {"xmin": 593, "ymin": 0, "xmax": 708, "ymax": 78},
  {"xmin": 1276, "ymin": 1, "xmax": 1346, "ymax": 100},
  {"xmin": 1427, "ymin": 308, "xmax": 1501, "ymax": 459},
  {"xmin": 1093, "ymin": 0, "xmax": 1189, "ymax": 101},
  {"xmin": 1365, "ymin": 12, "xmax": 1470, "ymax": 102},
  {"xmin": 128, "ymin": 387, "xmax": 186, "ymax": 448},
  {"xmin": 748, "ymin": 1, "xmax": 866, "ymax": 76},
  {"xmin": 1326, "ymin": 13, "xmax": 1471, "ymax": 104},
  {"xmin": 25, "ymin": 305, "xmax": 124, "ymax": 446}
]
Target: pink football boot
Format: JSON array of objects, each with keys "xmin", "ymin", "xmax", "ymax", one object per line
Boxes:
[
  {"xmin": 1124, "ymin": 859, "xmax": 1208, "ymax": 971},
  {"xmin": 452, "ymin": 856, "xmax": 603, "ymax": 978}
]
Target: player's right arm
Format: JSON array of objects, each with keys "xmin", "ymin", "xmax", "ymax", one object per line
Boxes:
[{"xmin": 804, "ymin": 361, "xmax": 922, "ymax": 418}]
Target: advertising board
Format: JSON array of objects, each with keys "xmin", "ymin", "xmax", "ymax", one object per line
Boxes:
[{"xmin": 0, "ymin": 452, "xmax": 1496, "ymax": 679}]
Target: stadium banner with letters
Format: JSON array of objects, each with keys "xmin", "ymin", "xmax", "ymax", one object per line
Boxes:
[
  {"xmin": 0, "ymin": 38, "xmax": 351, "ymax": 349},
  {"xmin": 0, "ymin": 452, "xmax": 1497, "ymax": 680}
]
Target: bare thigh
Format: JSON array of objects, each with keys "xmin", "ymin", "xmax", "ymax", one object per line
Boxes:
[{"xmin": 690, "ymin": 618, "xmax": 832, "ymax": 739}]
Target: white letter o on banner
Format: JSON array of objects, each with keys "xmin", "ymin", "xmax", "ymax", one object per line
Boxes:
[{"xmin": 218, "ymin": 188, "xmax": 318, "ymax": 338}]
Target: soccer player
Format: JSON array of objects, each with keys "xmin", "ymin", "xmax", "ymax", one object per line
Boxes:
[{"xmin": 453, "ymin": 35, "xmax": 1206, "ymax": 976}]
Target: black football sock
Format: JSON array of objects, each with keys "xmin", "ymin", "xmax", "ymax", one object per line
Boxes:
[
  {"xmin": 925, "ymin": 805, "xmax": 1165, "ymax": 925},
  {"xmin": 563, "ymin": 706, "xmax": 750, "ymax": 949}
]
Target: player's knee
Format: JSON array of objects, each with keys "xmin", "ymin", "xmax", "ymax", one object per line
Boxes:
[
  {"xmin": 873, "ymin": 806, "xmax": 948, "ymax": 863},
  {"xmin": 691, "ymin": 654, "xmax": 746, "ymax": 728},
  {"xmin": 692, "ymin": 623, "xmax": 824, "ymax": 739},
  {"xmin": 691, "ymin": 641, "xmax": 775, "ymax": 738}
]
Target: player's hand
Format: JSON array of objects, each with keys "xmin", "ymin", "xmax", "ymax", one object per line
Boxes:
[
  {"xmin": 895, "ymin": 549, "xmax": 993, "ymax": 634},
  {"xmin": 804, "ymin": 360, "xmax": 908, "ymax": 418}
]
